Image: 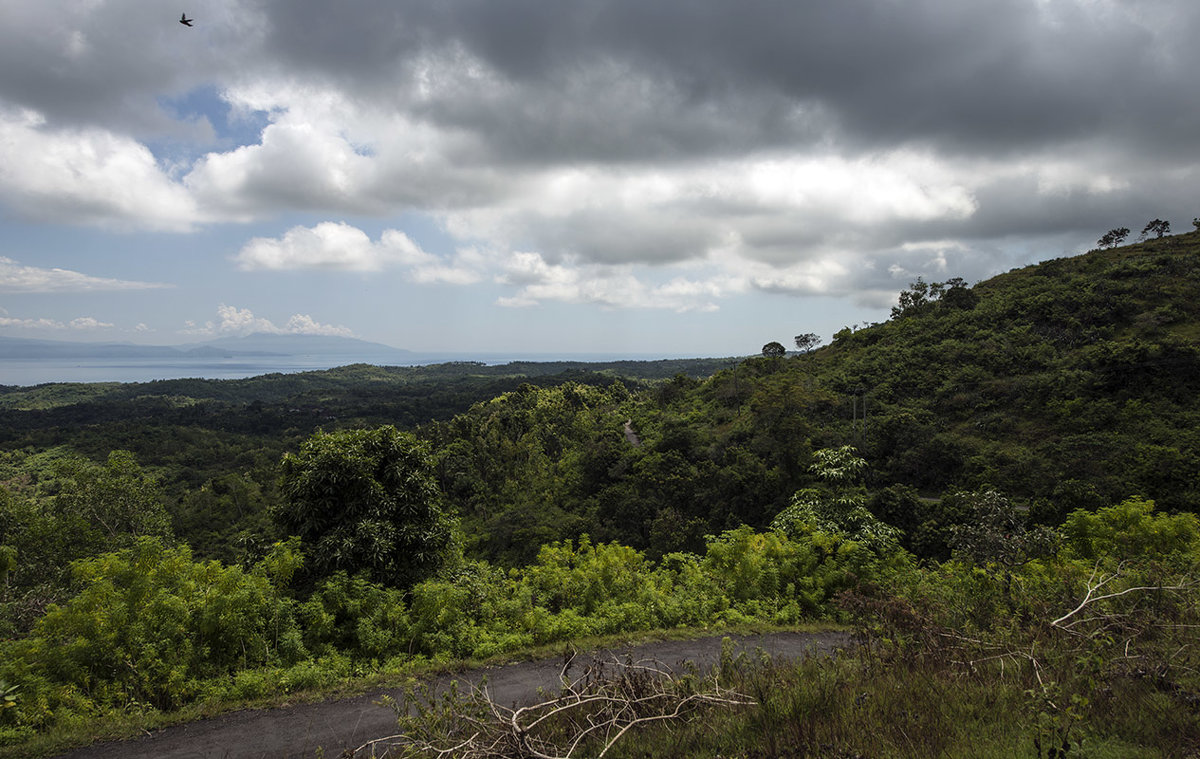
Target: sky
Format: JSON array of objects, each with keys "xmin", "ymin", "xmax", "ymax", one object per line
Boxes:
[{"xmin": 1, "ymin": 0, "xmax": 1199, "ymax": 357}]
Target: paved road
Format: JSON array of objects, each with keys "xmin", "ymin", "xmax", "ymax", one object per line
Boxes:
[{"xmin": 53, "ymin": 630, "xmax": 851, "ymax": 759}]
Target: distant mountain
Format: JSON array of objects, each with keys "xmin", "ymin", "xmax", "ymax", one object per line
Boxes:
[
  {"xmin": 190, "ymin": 333, "xmax": 413, "ymax": 358},
  {"xmin": 0, "ymin": 336, "xmax": 189, "ymax": 359},
  {"xmin": 0, "ymin": 333, "xmax": 411, "ymax": 361}
]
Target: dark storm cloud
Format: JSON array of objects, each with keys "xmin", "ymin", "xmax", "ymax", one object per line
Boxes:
[
  {"xmin": 253, "ymin": 0, "xmax": 1200, "ymax": 163},
  {"xmin": 6, "ymin": 0, "xmax": 1200, "ymax": 299},
  {"xmin": 0, "ymin": 1, "xmax": 264, "ymax": 139}
]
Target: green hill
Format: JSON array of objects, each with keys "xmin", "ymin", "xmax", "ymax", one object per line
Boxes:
[
  {"xmin": 427, "ymin": 232, "xmax": 1200, "ymax": 561},
  {"xmin": 816, "ymin": 231, "xmax": 1200, "ymax": 512},
  {"xmin": 3, "ymin": 233, "xmax": 1198, "ymax": 565}
]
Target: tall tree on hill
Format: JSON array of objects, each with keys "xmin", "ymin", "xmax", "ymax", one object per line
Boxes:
[
  {"xmin": 1098, "ymin": 227, "xmax": 1130, "ymax": 249},
  {"xmin": 276, "ymin": 426, "xmax": 453, "ymax": 588},
  {"xmin": 1140, "ymin": 219, "xmax": 1170, "ymax": 240},
  {"xmin": 794, "ymin": 333, "xmax": 821, "ymax": 353},
  {"xmin": 762, "ymin": 341, "xmax": 786, "ymax": 358}
]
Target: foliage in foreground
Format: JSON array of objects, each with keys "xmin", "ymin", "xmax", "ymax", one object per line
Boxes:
[
  {"xmin": 365, "ymin": 498, "xmax": 1200, "ymax": 759},
  {"xmin": 0, "ymin": 521, "xmax": 897, "ymax": 743},
  {"xmin": 0, "ymin": 491, "xmax": 1194, "ymax": 757}
]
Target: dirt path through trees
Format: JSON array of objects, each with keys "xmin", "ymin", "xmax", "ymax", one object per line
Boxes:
[{"xmin": 52, "ymin": 630, "xmax": 851, "ymax": 759}]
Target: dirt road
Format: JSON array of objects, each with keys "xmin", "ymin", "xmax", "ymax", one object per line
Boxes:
[{"xmin": 52, "ymin": 630, "xmax": 851, "ymax": 759}]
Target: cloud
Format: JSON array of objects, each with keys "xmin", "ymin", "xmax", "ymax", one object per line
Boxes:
[
  {"xmin": 0, "ymin": 315, "xmax": 66, "ymax": 330},
  {"xmin": 495, "ymin": 252, "xmax": 727, "ymax": 312},
  {"xmin": 235, "ymin": 222, "xmax": 414, "ymax": 271},
  {"xmin": 68, "ymin": 316, "xmax": 114, "ymax": 330},
  {"xmin": 0, "ymin": 105, "xmax": 201, "ymax": 230},
  {"xmin": 0, "ymin": 0, "xmax": 266, "ymax": 136},
  {"xmin": 237, "ymin": 0, "xmax": 1200, "ymax": 161},
  {"xmin": 235, "ymin": 222, "xmax": 483, "ymax": 283},
  {"xmin": 0, "ymin": 314, "xmax": 115, "ymax": 330},
  {"xmin": 0, "ymin": 256, "xmax": 172, "ymax": 293},
  {"xmin": 187, "ymin": 304, "xmax": 354, "ymax": 338},
  {"xmin": 3, "ymin": 0, "xmax": 1200, "ymax": 310}
]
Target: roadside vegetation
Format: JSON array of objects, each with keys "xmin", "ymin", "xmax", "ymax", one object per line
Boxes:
[{"xmin": 0, "ymin": 232, "xmax": 1198, "ymax": 756}]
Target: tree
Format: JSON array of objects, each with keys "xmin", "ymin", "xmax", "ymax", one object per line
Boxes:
[
  {"xmin": 1097, "ymin": 227, "xmax": 1130, "ymax": 249},
  {"xmin": 770, "ymin": 446, "xmax": 899, "ymax": 551},
  {"xmin": 947, "ymin": 490, "xmax": 1056, "ymax": 568},
  {"xmin": 0, "ymin": 451, "xmax": 173, "ymax": 602},
  {"xmin": 1140, "ymin": 219, "xmax": 1170, "ymax": 240},
  {"xmin": 51, "ymin": 450, "xmax": 173, "ymax": 547},
  {"xmin": 793, "ymin": 333, "xmax": 821, "ymax": 353},
  {"xmin": 761, "ymin": 341, "xmax": 786, "ymax": 358},
  {"xmin": 890, "ymin": 277, "xmax": 945, "ymax": 319},
  {"xmin": 940, "ymin": 277, "xmax": 978, "ymax": 310},
  {"xmin": 276, "ymin": 426, "xmax": 453, "ymax": 588}
]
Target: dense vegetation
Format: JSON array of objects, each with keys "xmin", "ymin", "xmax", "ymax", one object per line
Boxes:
[
  {"xmin": 427, "ymin": 233, "xmax": 1200, "ymax": 563},
  {"xmin": 0, "ymin": 233, "xmax": 1198, "ymax": 755}
]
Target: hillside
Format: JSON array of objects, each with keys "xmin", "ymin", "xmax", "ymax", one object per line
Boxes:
[
  {"xmin": 3, "ymin": 235, "xmax": 1197, "ymax": 566},
  {"xmin": 814, "ymin": 231, "xmax": 1200, "ymax": 512},
  {"xmin": 427, "ymin": 232, "xmax": 1200, "ymax": 561}
]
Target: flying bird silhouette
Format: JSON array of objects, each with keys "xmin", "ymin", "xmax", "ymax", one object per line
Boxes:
[{"xmin": 179, "ymin": 13, "xmax": 193, "ymax": 27}]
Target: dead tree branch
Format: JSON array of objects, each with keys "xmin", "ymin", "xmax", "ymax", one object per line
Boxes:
[
  {"xmin": 1051, "ymin": 563, "xmax": 1195, "ymax": 634},
  {"xmin": 347, "ymin": 655, "xmax": 753, "ymax": 759}
]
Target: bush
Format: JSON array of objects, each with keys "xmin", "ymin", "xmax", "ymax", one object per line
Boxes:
[
  {"xmin": 0, "ymin": 538, "xmax": 303, "ymax": 718},
  {"xmin": 299, "ymin": 572, "xmax": 410, "ymax": 661},
  {"xmin": 1060, "ymin": 497, "xmax": 1200, "ymax": 564}
]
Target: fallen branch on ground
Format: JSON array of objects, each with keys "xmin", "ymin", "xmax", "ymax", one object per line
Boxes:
[{"xmin": 346, "ymin": 651, "xmax": 754, "ymax": 759}]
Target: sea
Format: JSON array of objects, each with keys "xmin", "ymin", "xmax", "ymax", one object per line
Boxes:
[{"xmin": 0, "ymin": 352, "xmax": 683, "ymax": 387}]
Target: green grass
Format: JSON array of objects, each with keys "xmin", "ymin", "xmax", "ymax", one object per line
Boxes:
[{"xmin": 594, "ymin": 647, "xmax": 1195, "ymax": 759}]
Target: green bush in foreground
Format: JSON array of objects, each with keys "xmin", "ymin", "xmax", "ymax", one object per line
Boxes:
[
  {"xmin": 0, "ymin": 538, "xmax": 304, "ymax": 725},
  {"xmin": 388, "ymin": 500, "xmax": 1199, "ymax": 759},
  {"xmin": 0, "ymin": 523, "xmax": 891, "ymax": 736},
  {"xmin": 1, "ymin": 495, "xmax": 1196, "ymax": 755}
]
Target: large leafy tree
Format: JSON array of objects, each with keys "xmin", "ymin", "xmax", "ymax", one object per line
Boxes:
[
  {"xmin": 761, "ymin": 341, "xmax": 787, "ymax": 358},
  {"xmin": 276, "ymin": 426, "xmax": 453, "ymax": 588}
]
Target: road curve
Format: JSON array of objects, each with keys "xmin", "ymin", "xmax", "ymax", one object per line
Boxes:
[{"xmin": 52, "ymin": 630, "xmax": 851, "ymax": 759}]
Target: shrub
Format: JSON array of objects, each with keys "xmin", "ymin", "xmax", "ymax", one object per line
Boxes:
[
  {"xmin": 1060, "ymin": 497, "xmax": 1200, "ymax": 564},
  {"xmin": 0, "ymin": 538, "xmax": 303, "ymax": 717}
]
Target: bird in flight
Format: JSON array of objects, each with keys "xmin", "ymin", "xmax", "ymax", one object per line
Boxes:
[{"xmin": 179, "ymin": 13, "xmax": 194, "ymax": 27}]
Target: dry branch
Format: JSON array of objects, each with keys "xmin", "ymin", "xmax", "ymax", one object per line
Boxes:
[
  {"xmin": 1051, "ymin": 562, "xmax": 1195, "ymax": 634},
  {"xmin": 346, "ymin": 654, "xmax": 753, "ymax": 759}
]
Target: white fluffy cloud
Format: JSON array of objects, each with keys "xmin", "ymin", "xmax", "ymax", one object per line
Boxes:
[
  {"xmin": 186, "ymin": 304, "xmax": 354, "ymax": 337},
  {"xmin": 68, "ymin": 316, "xmax": 115, "ymax": 329},
  {"xmin": 496, "ymin": 252, "xmax": 729, "ymax": 312},
  {"xmin": 0, "ymin": 105, "xmax": 200, "ymax": 231},
  {"xmin": 235, "ymin": 222, "xmax": 416, "ymax": 270},
  {"xmin": 235, "ymin": 222, "xmax": 483, "ymax": 283},
  {"xmin": 0, "ymin": 313, "xmax": 114, "ymax": 330},
  {"xmin": 0, "ymin": 256, "xmax": 171, "ymax": 293},
  {"xmin": 0, "ymin": 315, "xmax": 66, "ymax": 330}
]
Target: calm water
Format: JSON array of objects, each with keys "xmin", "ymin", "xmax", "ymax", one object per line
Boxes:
[
  {"xmin": 0, "ymin": 352, "xmax": 684, "ymax": 386},
  {"xmin": 0, "ymin": 355, "xmax": 419, "ymax": 386}
]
